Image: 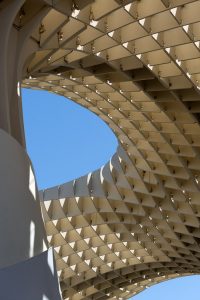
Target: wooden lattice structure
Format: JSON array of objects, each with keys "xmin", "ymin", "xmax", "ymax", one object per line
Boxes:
[{"xmin": 2, "ymin": 0, "xmax": 200, "ymax": 299}]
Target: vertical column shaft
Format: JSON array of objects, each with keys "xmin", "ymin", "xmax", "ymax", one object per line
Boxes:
[{"xmin": 0, "ymin": 1, "xmax": 61, "ymax": 299}]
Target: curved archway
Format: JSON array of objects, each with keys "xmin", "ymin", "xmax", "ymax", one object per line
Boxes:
[{"xmin": 4, "ymin": 1, "xmax": 200, "ymax": 299}]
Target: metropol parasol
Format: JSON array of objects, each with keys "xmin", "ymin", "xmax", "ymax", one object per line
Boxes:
[{"xmin": 0, "ymin": 0, "xmax": 200, "ymax": 299}]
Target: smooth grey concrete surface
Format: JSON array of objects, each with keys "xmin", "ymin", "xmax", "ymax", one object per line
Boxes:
[
  {"xmin": 0, "ymin": 248, "xmax": 61, "ymax": 300},
  {"xmin": 0, "ymin": 129, "xmax": 47, "ymax": 267}
]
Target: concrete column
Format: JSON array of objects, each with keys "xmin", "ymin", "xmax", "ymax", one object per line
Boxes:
[
  {"xmin": 0, "ymin": 0, "xmax": 24, "ymax": 140},
  {"xmin": 0, "ymin": 2, "xmax": 61, "ymax": 298},
  {"xmin": 0, "ymin": 129, "xmax": 61, "ymax": 299},
  {"xmin": 0, "ymin": 0, "xmax": 49, "ymax": 146}
]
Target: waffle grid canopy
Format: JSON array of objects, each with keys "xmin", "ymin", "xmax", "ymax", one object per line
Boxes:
[{"xmin": 13, "ymin": 0, "xmax": 200, "ymax": 298}]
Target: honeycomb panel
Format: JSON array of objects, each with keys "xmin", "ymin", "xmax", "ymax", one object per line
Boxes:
[{"xmin": 20, "ymin": 0, "xmax": 200, "ymax": 299}]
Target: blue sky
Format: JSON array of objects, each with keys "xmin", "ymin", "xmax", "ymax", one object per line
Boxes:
[
  {"xmin": 22, "ymin": 88, "xmax": 117, "ymax": 189},
  {"xmin": 22, "ymin": 88, "xmax": 200, "ymax": 299},
  {"xmin": 132, "ymin": 275, "xmax": 200, "ymax": 300}
]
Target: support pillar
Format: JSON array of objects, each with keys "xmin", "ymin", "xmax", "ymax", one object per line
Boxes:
[
  {"xmin": 0, "ymin": 1, "xmax": 61, "ymax": 299},
  {"xmin": 0, "ymin": 129, "xmax": 61, "ymax": 299}
]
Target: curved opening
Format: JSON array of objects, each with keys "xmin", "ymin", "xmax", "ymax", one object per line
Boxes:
[
  {"xmin": 22, "ymin": 88, "xmax": 117, "ymax": 189},
  {"xmin": 132, "ymin": 275, "xmax": 200, "ymax": 300}
]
